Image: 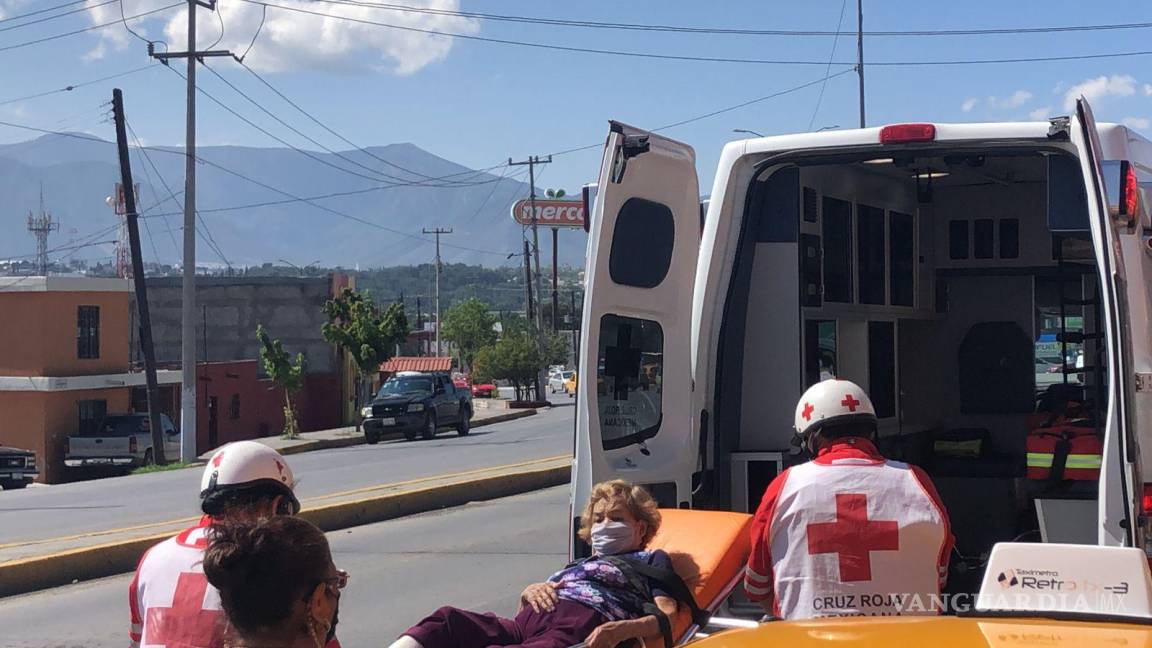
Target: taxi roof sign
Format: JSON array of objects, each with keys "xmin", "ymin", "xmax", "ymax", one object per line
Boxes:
[{"xmin": 976, "ymin": 542, "xmax": 1152, "ymax": 620}]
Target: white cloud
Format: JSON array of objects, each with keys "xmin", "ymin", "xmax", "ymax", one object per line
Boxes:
[
  {"xmin": 1123, "ymin": 117, "xmax": 1151, "ymax": 130},
  {"xmin": 1145, "ymin": 84, "xmax": 1152, "ymax": 97},
  {"xmin": 1063, "ymin": 74, "xmax": 1137, "ymax": 110},
  {"xmin": 961, "ymin": 98, "xmax": 978, "ymax": 112},
  {"xmin": 82, "ymin": 0, "xmax": 479, "ymax": 75},
  {"xmin": 1002, "ymin": 90, "xmax": 1033, "ymax": 108},
  {"xmin": 1029, "ymin": 106, "xmax": 1052, "ymax": 120}
]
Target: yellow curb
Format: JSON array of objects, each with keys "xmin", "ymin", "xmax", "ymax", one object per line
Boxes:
[{"xmin": 0, "ymin": 459, "xmax": 571, "ymax": 599}]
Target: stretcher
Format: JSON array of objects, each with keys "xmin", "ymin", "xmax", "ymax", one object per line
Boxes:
[{"xmin": 640, "ymin": 509, "xmax": 756, "ymax": 647}]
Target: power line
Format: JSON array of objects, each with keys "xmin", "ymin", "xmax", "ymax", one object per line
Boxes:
[
  {"xmin": 0, "ymin": 3, "xmax": 182, "ymax": 54},
  {"xmin": 127, "ymin": 120, "xmax": 231, "ymax": 267},
  {"xmin": 201, "ymin": 62, "xmax": 485, "ymax": 187},
  {"xmin": 0, "ymin": 65, "xmax": 157, "ymax": 107},
  {"xmin": 236, "ymin": 60, "xmax": 500, "ymax": 186},
  {"xmin": 126, "ymin": 121, "xmax": 182, "ymax": 258},
  {"xmin": 0, "ymin": 0, "xmax": 119, "ymax": 34},
  {"xmin": 240, "ymin": 0, "xmax": 1152, "ymax": 66},
  {"xmin": 809, "ymin": 0, "xmax": 848, "ymax": 132},
  {"xmin": 0, "ymin": 0, "xmax": 90, "ymax": 24},
  {"xmin": 306, "ymin": 0, "xmax": 1152, "ymax": 38}
]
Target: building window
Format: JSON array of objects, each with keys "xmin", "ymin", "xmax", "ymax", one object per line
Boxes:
[
  {"xmin": 78, "ymin": 399, "xmax": 108, "ymax": 437},
  {"xmin": 230, "ymin": 394, "xmax": 241, "ymax": 420},
  {"xmin": 77, "ymin": 306, "xmax": 100, "ymax": 359}
]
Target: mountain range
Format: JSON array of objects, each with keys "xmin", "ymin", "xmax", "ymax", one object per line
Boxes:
[{"xmin": 0, "ymin": 133, "xmax": 589, "ymax": 268}]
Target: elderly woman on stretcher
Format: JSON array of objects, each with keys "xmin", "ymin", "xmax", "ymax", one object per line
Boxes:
[{"xmin": 390, "ymin": 480, "xmax": 680, "ymax": 648}]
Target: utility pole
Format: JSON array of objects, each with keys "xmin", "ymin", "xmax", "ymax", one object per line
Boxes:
[
  {"xmin": 423, "ymin": 227, "xmax": 452, "ymax": 357},
  {"xmin": 522, "ymin": 239, "xmax": 534, "ymax": 329},
  {"xmin": 149, "ymin": 0, "xmax": 232, "ymax": 462},
  {"xmin": 111, "ymin": 88, "xmax": 167, "ymax": 465},
  {"xmin": 857, "ymin": 0, "xmax": 866, "ymax": 128},
  {"xmin": 551, "ymin": 227, "xmax": 559, "ymax": 332},
  {"xmin": 508, "ymin": 155, "xmax": 551, "ymax": 401}
]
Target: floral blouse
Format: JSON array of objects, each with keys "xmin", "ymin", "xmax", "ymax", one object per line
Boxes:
[{"xmin": 547, "ymin": 549, "xmax": 672, "ymax": 621}]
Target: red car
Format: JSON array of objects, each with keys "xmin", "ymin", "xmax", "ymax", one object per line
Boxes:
[{"xmin": 471, "ymin": 382, "xmax": 497, "ymax": 398}]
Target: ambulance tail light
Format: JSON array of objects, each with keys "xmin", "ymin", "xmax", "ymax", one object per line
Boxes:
[
  {"xmin": 1143, "ymin": 484, "xmax": 1152, "ymax": 566},
  {"xmin": 129, "ymin": 436, "xmax": 138, "ymax": 454},
  {"xmin": 880, "ymin": 123, "xmax": 936, "ymax": 144},
  {"xmin": 1120, "ymin": 160, "xmax": 1140, "ymax": 219}
]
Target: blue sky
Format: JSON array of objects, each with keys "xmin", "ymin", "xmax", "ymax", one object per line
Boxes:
[{"xmin": 1, "ymin": 0, "xmax": 1151, "ymax": 195}]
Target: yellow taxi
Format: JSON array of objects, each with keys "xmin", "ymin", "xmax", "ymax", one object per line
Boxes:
[{"xmin": 564, "ymin": 371, "xmax": 578, "ymax": 398}]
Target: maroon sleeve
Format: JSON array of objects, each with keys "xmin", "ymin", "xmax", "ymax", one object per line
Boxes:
[{"xmin": 744, "ymin": 468, "xmax": 791, "ymax": 605}]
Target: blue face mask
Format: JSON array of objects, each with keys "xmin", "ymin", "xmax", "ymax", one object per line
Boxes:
[{"xmin": 590, "ymin": 520, "xmax": 638, "ymax": 556}]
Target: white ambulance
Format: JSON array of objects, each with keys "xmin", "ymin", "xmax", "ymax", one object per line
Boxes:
[{"xmin": 571, "ymin": 98, "xmax": 1152, "ymax": 595}]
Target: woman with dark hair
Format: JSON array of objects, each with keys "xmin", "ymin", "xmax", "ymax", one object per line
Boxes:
[{"xmin": 204, "ymin": 516, "xmax": 348, "ymax": 648}]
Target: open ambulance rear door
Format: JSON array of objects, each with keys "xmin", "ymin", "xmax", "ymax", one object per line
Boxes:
[
  {"xmin": 1071, "ymin": 98, "xmax": 1143, "ymax": 547},
  {"xmin": 571, "ymin": 122, "xmax": 701, "ymax": 556}
]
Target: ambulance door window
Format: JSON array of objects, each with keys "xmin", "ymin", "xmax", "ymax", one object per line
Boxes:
[
  {"xmin": 822, "ymin": 197, "xmax": 853, "ymax": 303},
  {"xmin": 805, "ymin": 320, "xmax": 837, "ymax": 387},
  {"xmin": 597, "ymin": 314, "xmax": 664, "ymax": 450}
]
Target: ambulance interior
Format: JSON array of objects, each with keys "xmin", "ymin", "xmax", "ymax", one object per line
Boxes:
[{"xmin": 712, "ymin": 148, "xmax": 1110, "ymax": 596}]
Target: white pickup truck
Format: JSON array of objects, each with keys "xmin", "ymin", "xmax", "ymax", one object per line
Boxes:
[{"xmin": 65, "ymin": 413, "xmax": 181, "ymax": 469}]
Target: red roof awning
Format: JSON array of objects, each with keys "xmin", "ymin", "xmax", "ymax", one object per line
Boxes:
[{"xmin": 379, "ymin": 356, "xmax": 453, "ymax": 373}]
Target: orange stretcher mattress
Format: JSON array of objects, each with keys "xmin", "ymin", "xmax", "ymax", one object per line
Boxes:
[{"xmin": 642, "ymin": 509, "xmax": 754, "ymax": 647}]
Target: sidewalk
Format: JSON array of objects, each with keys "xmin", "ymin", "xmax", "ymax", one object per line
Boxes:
[{"xmin": 198, "ymin": 406, "xmax": 539, "ymax": 461}]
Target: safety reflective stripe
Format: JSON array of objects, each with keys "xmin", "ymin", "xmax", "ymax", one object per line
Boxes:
[
  {"xmin": 744, "ymin": 566, "xmax": 771, "ymax": 584},
  {"xmin": 1026, "ymin": 452, "xmax": 1102, "ymax": 469},
  {"xmin": 745, "ymin": 582, "xmax": 772, "ymax": 596}
]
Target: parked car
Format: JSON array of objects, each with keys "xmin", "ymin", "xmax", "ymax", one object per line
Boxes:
[
  {"xmin": 550, "ymin": 370, "xmax": 575, "ymax": 394},
  {"xmin": 472, "ymin": 382, "xmax": 498, "ymax": 398},
  {"xmin": 0, "ymin": 444, "xmax": 37, "ymax": 490},
  {"xmin": 361, "ymin": 371, "xmax": 473, "ymax": 443},
  {"xmin": 65, "ymin": 413, "xmax": 180, "ymax": 470}
]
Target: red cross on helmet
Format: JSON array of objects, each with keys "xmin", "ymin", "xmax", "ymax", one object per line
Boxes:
[
  {"xmin": 794, "ymin": 378, "xmax": 877, "ymax": 440},
  {"xmin": 200, "ymin": 441, "xmax": 299, "ymax": 514}
]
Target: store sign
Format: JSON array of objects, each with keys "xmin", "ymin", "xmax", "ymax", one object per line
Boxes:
[{"xmin": 510, "ymin": 199, "xmax": 586, "ymax": 228}]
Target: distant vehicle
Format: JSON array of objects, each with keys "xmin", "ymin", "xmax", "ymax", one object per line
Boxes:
[
  {"xmin": 0, "ymin": 444, "xmax": 37, "ymax": 490},
  {"xmin": 451, "ymin": 372, "xmax": 470, "ymax": 390},
  {"xmin": 65, "ymin": 413, "xmax": 180, "ymax": 469},
  {"xmin": 564, "ymin": 371, "xmax": 578, "ymax": 398},
  {"xmin": 472, "ymin": 382, "xmax": 498, "ymax": 398},
  {"xmin": 361, "ymin": 371, "xmax": 472, "ymax": 443},
  {"xmin": 550, "ymin": 370, "xmax": 575, "ymax": 394}
]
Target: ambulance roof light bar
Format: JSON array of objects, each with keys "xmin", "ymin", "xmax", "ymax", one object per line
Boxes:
[{"xmin": 880, "ymin": 123, "xmax": 937, "ymax": 145}]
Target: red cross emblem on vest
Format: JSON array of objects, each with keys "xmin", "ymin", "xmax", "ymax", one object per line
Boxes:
[
  {"xmin": 807, "ymin": 493, "xmax": 899, "ymax": 582},
  {"xmin": 145, "ymin": 572, "xmax": 225, "ymax": 646}
]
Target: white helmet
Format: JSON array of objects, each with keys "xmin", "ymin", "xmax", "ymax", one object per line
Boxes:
[
  {"xmin": 201, "ymin": 441, "xmax": 299, "ymax": 514},
  {"xmin": 794, "ymin": 378, "xmax": 877, "ymax": 441}
]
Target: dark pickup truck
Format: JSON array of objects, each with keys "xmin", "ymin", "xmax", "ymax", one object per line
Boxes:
[
  {"xmin": 0, "ymin": 444, "xmax": 37, "ymax": 490},
  {"xmin": 361, "ymin": 371, "xmax": 473, "ymax": 443}
]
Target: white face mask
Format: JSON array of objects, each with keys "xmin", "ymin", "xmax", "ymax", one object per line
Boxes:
[{"xmin": 590, "ymin": 520, "xmax": 638, "ymax": 556}]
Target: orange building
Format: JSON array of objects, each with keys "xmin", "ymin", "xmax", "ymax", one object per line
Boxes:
[{"xmin": 0, "ymin": 277, "xmax": 179, "ymax": 483}]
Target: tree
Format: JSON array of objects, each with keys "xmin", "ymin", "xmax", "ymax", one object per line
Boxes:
[
  {"xmin": 441, "ymin": 298, "xmax": 498, "ymax": 372},
  {"xmin": 473, "ymin": 331, "xmax": 542, "ymax": 401},
  {"xmin": 542, "ymin": 330, "xmax": 570, "ymax": 367},
  {"xmin": 321, "ymin": 288, "xmax": 409, "ymax": 408},
  {"xmin": 257, "ymin": 325, "xmax": 306, "ymax": 440}
]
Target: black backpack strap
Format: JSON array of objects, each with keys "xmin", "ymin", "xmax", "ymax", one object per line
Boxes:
[{"xmin": 620, "ymin": 558, "xmax": 711, "ymax": 629}]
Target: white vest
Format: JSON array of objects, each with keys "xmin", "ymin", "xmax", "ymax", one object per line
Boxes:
[
  {"xmin": 768, "ymin": 458, "xmax": 949, "ymax": 619},
  {"xmin": 131, "ymin": 522, "xmax": 226, "ymax": 648}
]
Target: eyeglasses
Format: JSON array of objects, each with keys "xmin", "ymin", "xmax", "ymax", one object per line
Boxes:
[{"xmin": 324, "ymin": 569, "xmax": 350, "ymax": 592}]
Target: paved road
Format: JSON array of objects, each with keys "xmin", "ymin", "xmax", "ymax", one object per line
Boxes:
[
  {"xmin": 0, "ymin": 487, "xmax": 569, "ymax": 648},
  {"xmin": 0, "ymin": 404, "xmax": 573, "ymax": 547}
]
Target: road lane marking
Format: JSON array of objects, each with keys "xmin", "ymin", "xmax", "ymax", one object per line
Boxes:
[{"xmin": 0, "ymin": 454, "xmax": 570, "ymax": 552}]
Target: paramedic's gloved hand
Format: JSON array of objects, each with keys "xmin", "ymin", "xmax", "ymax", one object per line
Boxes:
[{"xmin": 520, "ymin": 581, "xmax": 560, "ymax": 613}]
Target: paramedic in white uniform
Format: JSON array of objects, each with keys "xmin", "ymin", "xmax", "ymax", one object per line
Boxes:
[
  {"xmin": 744, "ymin": 379, "xmax": 954, "ymax": 619},
  {"xmin": 128, "ymin": 441, "xmax": 341, "ymax": 648}
]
